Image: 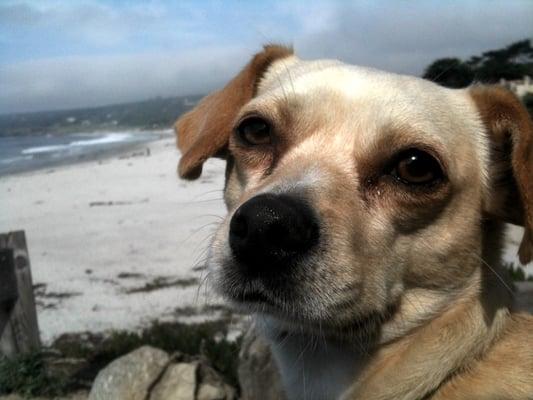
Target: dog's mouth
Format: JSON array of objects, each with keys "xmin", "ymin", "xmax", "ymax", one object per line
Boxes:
[
  {"xmin": 216, "ymin": 254, "xmax": 400, "ymax": 342},
  {"xmin": 225, "ymin": 281, "xmax": 393, "ymax": 341},
  {"xmin": 219, "ymin": 267, "xmax": 296, "ymax": 310}
]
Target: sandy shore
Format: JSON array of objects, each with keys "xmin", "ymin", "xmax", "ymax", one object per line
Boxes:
[
  {"xmin": 1, "ymin": 137, "xmax": 531, "ymax": 343},
  {"xmin": 1, "ymin": 136, "xmax": 228, "ymax": 343}
]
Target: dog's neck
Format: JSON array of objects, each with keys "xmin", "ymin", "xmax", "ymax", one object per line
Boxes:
[
  {"xmin": 257, "ymin": 315, "xmax": 364, "ymax": 400},
  {"xmin": 257, "ymin": 265, "xmax": 512, "ymax": 400}
]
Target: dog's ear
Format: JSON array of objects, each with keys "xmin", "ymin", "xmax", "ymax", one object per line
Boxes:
[
  {"xmin": 470, "ymin": 85, "xmax": 533, "ymax": 264},
  {"xmin": 174, "ymin": 45, "xmax": 293, "ymax": 180}
]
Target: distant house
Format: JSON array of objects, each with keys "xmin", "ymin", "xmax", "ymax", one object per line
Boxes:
[
  {"xmin": 183, "ymin": 98, "xmax": 199, "ymax": 107},
  {"xmin": 499, "ymin": 76, "xmax": 533, "ymax": 98}
]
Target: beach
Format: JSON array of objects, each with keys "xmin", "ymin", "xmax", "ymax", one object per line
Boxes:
[
  {"xmin": 0, "ymin": 134, "xmax": 531, "ymax": 343},
  {"xmin": 1, "ymin": 134, "xmax": 228, "ymax": 343}
]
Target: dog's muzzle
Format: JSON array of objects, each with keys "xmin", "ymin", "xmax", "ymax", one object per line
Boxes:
[{"xmin": 229, "ymin": 194, "xmax": 319, "ymax": 275}]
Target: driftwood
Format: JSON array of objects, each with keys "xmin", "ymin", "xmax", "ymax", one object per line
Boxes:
[{"xmin": 0, "ymin": 231, "xmax": 41, "ymax": 357}]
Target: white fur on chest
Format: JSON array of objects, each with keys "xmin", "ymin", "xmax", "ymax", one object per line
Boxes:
[{"xmin": 258, "ymin": 316, "xmax": 364, "ymax": 400}]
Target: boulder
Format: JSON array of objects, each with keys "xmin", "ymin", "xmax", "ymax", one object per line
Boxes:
[
  {"xmin": 515, "ymin": 281, "xmax": 533, "ymax": 313},
  {"xmin": 150, "ymin": 362, "xmax": 197, "ymax": 400},
  {"xmin": 149, "ymin": 357, "xmax": 235, "ymax": 400},
  {"xmin": 88, "ymin": 346, "xmax": 169, "ymax": 400},
  {"xmin": 238, "ymin": 325, "xmax": 285, "ymax": 400},
  {"xmin": 196, "ymin": 360, "xmax": 235, "ymax": 400}
]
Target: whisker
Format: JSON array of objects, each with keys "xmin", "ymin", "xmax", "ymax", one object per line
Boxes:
[{"xmin": 474, "ymin": 253, "xmax": 514, "ymax": 295}]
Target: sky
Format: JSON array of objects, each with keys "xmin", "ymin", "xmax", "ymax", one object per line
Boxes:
[{"xmin": 0, "ymin": 0, "xmax": 532, "ymax": 114}]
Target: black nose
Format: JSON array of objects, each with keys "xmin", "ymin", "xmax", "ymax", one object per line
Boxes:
[{"xmin": 229, "ymin": 194, "xmax": 319, "ymax": 274}]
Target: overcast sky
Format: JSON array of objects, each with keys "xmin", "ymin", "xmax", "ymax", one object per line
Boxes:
[{"xmin": 1, "ymin": 0, "xmax": 532, "ymax": 114}]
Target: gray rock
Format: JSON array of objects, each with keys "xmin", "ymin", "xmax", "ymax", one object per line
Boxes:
[
  {"xmin": 515, "ymin": 281, "xmax": 533, "ymax": 313},
  {"xmin": 238, "ymin": 324, "xmax": 285, "ymax": 400},
  {"xmin": 88, "ymin": 346, "xmax": 169, "ymax": 400},
  {"xmin": 196, "ymin": 383, "xmax": 226, "ymax": 400},
  {"xmin": 150, "ymin": 362, "xmax": 198, "ymax": 400},
  {"xmin": 196, "ymin": 360, "xmax": 235, "ymax": 400}
]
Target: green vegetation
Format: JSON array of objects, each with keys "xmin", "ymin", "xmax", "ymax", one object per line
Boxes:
[
  {"xmin": 0, "ymin": 320, "xmax": 241, "ymax": 398},
  {"xmin": 505, "ymin": 262, "xmax": 533, "ymax": 282},
  {"xmin": 0, "ymin": 351, "xmax": 67, "ymax": 397},
  {"xmin": 423, "ymin": 39, "xmax": 533, "ymax": 88}
]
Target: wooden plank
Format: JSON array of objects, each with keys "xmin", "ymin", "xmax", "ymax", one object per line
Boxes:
[
  {"xmin": 0, "ymin": 249, "xmax": 18, "ymax": 336},
  {"xmin": 0, "ymin": 231, "xmax": 41, "ymax": 357}
]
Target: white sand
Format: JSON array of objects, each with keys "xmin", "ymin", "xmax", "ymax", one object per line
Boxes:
[
  {"xmin": 1, "ymin": 134, "xmax": 531, "ymax": 343},
  {"xmin": 1, "ymin": 134, "xmax": 228, "ymax": 343}
]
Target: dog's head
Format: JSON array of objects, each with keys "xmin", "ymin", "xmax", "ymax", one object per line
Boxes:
[{"xmin": 175, "ymin": 46, "xmax": 533, "ymax": 337}]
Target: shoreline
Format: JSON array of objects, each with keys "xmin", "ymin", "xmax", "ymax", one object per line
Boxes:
[{"xmin": 0, "ymin": 129, "xmax": 173, "ymax": 178}]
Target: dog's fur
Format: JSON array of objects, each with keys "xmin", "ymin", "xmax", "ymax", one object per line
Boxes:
[{"xmin": 175, "ymin": 46, "xmax": 533, "ymax": 400}]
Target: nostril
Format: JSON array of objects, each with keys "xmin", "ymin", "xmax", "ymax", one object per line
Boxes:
[
  {"xmin": 229, "ymin": 194, "xmax": 320, "ymax": 273},
  {"xmin": 230, "ymin": 213, "xmax": 248, "ymax": 239}
]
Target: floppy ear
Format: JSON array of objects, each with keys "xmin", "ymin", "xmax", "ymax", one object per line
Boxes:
[
  {"xmin": 470, "ymin": 85, "xmax": 533, "ymax": 264},
  {"xmin": 175, "ymin": 45, "xmax": 293, "ymax": 180}
]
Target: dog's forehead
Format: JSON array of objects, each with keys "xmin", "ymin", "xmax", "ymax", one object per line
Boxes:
[
  {"xmin": 251, "ymin": 57, "xmax": 483, "ymax": 146},
  {"xmin": 258, "ymin": 56, "xmax": 469, "ymax": 114}
]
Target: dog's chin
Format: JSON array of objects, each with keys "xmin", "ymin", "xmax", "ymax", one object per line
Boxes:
[{"xmin": 216, "ymin": 265, "xmax": 391, "ymax": 341}]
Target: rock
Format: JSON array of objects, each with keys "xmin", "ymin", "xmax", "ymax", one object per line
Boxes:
[
  {"xmin": 147, "ymin": 354, "xmax": 234, "ymax": 400},
  {"xmin": 238, "ymin": 324, "xmax": 285, "ymax": 400},
  {"xmin": 150, "ymin": 362, "xmax": 198, "ymax": 400},
  {"xmin": 515, "ymin": 281, "xmax": 533, "ymax": 313},
  {"xmin": 196, "ymin": 361, "xmax": 235, "ymax": 400},
  {"xmin": 88, "ymin": 346, "xmax": 169, "ymax": 400},
  {"xmin": 87, "ymin": 345, "xmax": 236, "ymax": 400},
  {"xmin": 196, "ymin": 383, "xmax": 225, "ymax": 400}
]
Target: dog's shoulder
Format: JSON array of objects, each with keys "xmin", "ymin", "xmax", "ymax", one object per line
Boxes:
[{"xmin": 433, "ymin": 313, "xmax": 533, "ymax": 399}]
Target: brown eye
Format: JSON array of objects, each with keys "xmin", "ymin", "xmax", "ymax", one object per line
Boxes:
[
  {"xmin": 236, "ymin": 117, "xmax": 272, "ymax": 146},
  {"xmin": 392, "ymin": 149, "xmax": 443, "ymax": 185}
]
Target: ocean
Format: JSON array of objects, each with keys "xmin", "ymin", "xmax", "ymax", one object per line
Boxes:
[{"xmin": 0, "ymin": 130, "xmax": 167, "ymax": 176}]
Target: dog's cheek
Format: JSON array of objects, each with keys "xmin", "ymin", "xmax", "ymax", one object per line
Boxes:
[{"xmin": 310, "ymin": 191, "xmax": 396, "ymax": 316}]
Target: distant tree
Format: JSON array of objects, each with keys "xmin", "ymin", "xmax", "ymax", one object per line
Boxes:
[
  {"xmin": 423, "ymin": 39, "xmax": 533, "ymax": 88},
  {"xmin": 423, "ymin": 58, "xmax": 474, "ymax": 88},
  {"xmin": 471, "ymin": 39, "xmax": 533, "ymax": 82}
]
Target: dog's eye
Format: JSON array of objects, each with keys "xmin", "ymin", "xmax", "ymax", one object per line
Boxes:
[
  {"xmin": 391, "ymin": 149, "xmax": 443, "ymax": 185},
  {"xmin": 236, "ymin": 117, "xmax": 272, "ymax": 146}
]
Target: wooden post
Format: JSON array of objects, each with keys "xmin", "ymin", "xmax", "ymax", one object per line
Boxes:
[
  {"xmin": 0, "ymin": 231, "xmax": 41, "ymax": 357},
  {"xmin": 0, "ymin": 249, "xmax": 18, "ymax": 336}
]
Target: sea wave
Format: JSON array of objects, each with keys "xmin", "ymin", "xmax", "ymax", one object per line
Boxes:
[
  {"xmin": 21, "ymin": 133, "xmax": 132, "ymax": 155},
  {"xmin": 0, "ymin": 155, "xmax": 33, "ymax": 164}
]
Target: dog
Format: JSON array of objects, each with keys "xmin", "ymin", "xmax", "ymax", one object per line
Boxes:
[{"xmin": 175, "ymin": 45, "xmax": 533, "ymax": 400}]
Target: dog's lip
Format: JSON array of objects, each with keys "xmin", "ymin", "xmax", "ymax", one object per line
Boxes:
[{"xmin": 223, "ymin": 286, "xmax": 282, "ymax": 310}]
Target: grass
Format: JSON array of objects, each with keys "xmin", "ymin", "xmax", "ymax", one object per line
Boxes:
[
  {"xmin": 0, "ymin": 320, "xmax": 242, "ymax": 398},
  {"xmin": 0, "ymin": 351, "xmax": 67, "ymax": 397},
  {"xmin": 504, "ymin": 262, "xmax": 533, "ymax": 282}
]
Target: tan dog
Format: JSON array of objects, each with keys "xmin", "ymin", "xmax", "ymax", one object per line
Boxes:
[{"xmin": 175, "ymin": 45, "xmax": 533, "ymax": 400}]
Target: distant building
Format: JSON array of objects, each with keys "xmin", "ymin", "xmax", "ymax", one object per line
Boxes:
[
  {"xmin": 499, "ymin": 76, "xmax": 533, "ymax": 98},
  {"xmin": 183, "ymin": 98, "xmax": 199, "ymax": 107}
]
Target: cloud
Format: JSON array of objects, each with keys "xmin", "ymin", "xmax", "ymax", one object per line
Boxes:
[
  {"xmin": 0, "ymin": 0, "xmax": 532, "ymax": 113},
  {"xmin": 0, "ymin": 45, "xmax": 252, "ymax": 113},
  {"xmin": 292, "ymin": 1, "xmax": 533, "ymax": 74},
  {"xmin": 0, "ymin": 2, "xmax": 173, "ymax": 47}
]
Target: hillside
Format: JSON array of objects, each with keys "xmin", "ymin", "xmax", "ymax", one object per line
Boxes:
[{"xmin": 0, "ymin": 95, "xmax": 202, "ymax": 137}]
